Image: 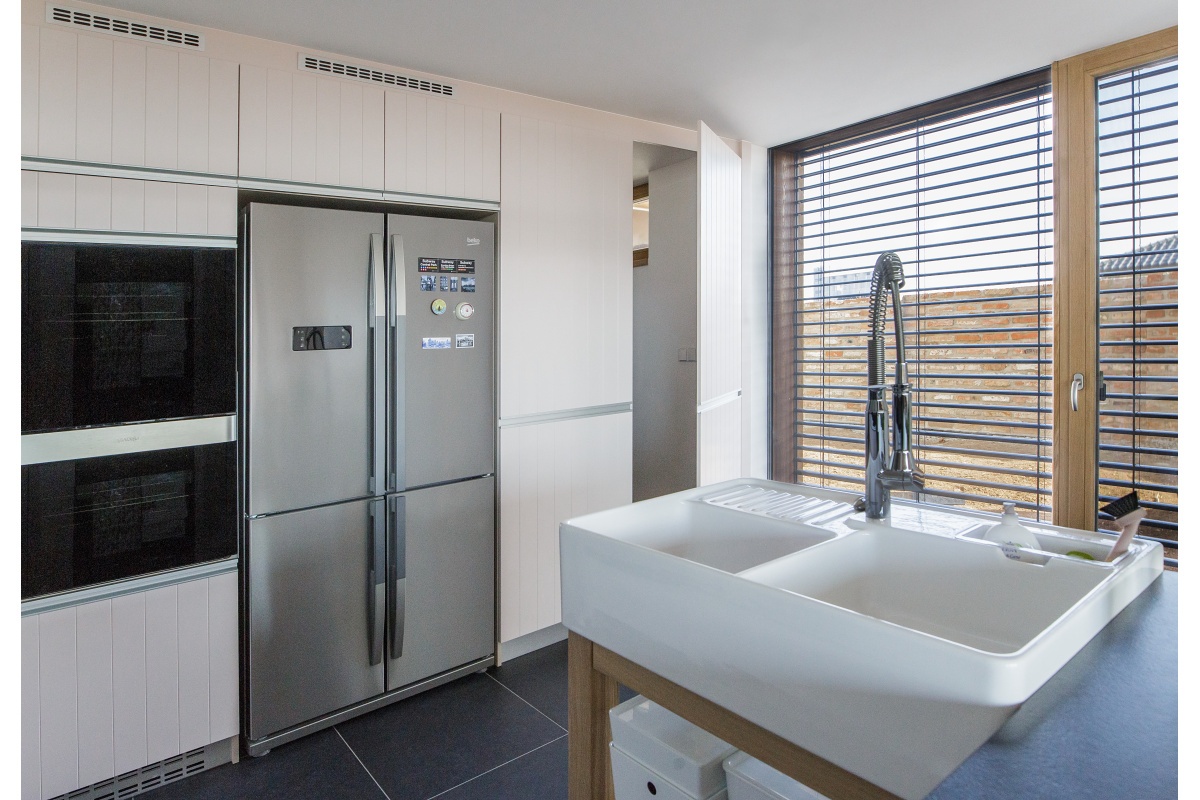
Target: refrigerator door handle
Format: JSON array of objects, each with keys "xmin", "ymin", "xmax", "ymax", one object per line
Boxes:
[
  {"xmin": 389, "ymin": 233, "xmax": 407, "ymax": 492},
  {"xmin": 369, "ymin": 233, "xmax": 387, "ymax": 494},
  {"xmin": 389, "ymin": 495, "xmax": 406, "ymax": 658},
  {"xmin": 368, "ymin": 499, "xmax": 386, "ymax": 666}
]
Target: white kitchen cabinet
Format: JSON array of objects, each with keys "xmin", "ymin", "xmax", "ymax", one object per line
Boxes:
[
  {"xmin": 21, "ymin": 171, "xmax": 236, "ymax": 237},
  {"xmin": 384, "ymin": 92, "xmax": 500, "ymax": 201},
  {"xmin": 498, "ymin": 115, "xmax": 632, "ymax": 418},
  {"xmin": 239, "ymin": 65, "xmax": 386, "ymax": 190},
  {"xmin": 22, "ymin": 23, "xmax": 238, "ymax": 176},
  {"xmin": 498, "ymin": 412, "xmax": 632, "ymax": 643},
  {"xmin": 21, "ymin": 571, "xmax": 239, "ymax": 800}
]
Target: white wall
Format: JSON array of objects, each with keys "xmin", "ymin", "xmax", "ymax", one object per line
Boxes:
[{"xmin": 633, "ymin": 157, "xmax": 698, "ymax": 501}]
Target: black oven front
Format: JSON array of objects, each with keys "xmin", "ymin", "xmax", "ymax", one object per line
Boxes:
[
  {"xmin": 21, "ymin": 435, "xmax": 238, "ymax": 600},
  {"xmin": 21, "ymin": 241, "xmax": 236, "ymax": 433}
]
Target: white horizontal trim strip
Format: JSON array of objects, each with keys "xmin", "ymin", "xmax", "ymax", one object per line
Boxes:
[
  {"xmin": 697, "ymin": 389, "xmax": 741, "ymax": 415},
  {"xmin": 498, "ymin": 402, "xmax": 632, "ymax": 428},
  {"xmin": 381, "ymin": 191, "xmax": 500, "ymax": 212},
  {"xmin": 22, "ymin": 157, "xmax": 238, "ymax": 187},
  {"xmin": 21, "ymin": 557, "xmax": 238, "ymax": 616},
  {"xmin": 22, "ymin": 227, "xmax": 237, "ymax": 248},
  {"xmin": 236, "ymin": 176, "xmax": 388, "ymax": 201},
  {"xmin": 22, "ymin": 415, "xmax": 237, "ymax": 465}
]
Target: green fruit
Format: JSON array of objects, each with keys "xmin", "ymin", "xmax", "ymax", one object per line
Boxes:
[{"xmin": 1065, "ymin": 550, "xmax": 1095, "ymax": 560}]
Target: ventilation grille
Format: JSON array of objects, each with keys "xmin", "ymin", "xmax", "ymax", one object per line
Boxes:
[
  {"xmin": 47, "ymin": 5, "xmax": 204, "ymax": 49},
  {"xmin": 49, "ymin": 743, "xmax": 226, "ymax": 800},
  {"xmin": 299, "ymin": 54, "xmax": 454, "ymax": 96}
]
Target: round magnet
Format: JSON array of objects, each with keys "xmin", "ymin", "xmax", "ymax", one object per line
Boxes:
[
  {"xmin": 431, "ymin": 298, "xmax": 447, "ymax": 315},
  {"xmin": 454, "ymin": 302, "xmax": 475, "ymax": 320}
]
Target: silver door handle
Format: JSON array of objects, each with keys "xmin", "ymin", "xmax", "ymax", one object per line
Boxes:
[
  {"xmin": 389, "ymin": 234, "xmax": 407, "ymax": 492},
  {"xmin": 389, "ymin": 495, "xmax": 406, "ymax": 658},
  {"xmin": 369, "ymin": 233, "xmax": 387, "ymax": 493},
  {"xmin": 1071, "ymin": 372, "xmax": 1084, "ymax": 412},
  {"xmin": 368, "ymin": 499, "xmax": 386, "ymax": 666}
]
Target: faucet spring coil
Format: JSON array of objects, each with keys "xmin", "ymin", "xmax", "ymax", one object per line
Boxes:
[{"xmin": 867, "ymin": 337, "xmax": 886, "ymax": 385}]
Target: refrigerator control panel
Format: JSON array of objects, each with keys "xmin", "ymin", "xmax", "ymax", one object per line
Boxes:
[{"xmin": 292, "ymin": 326, "xmax": 352, "ymax": 351}]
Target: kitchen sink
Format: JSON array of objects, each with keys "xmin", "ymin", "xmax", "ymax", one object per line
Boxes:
[{"xmin": 559, "ymin": 478, "xmax": 1163, "ymax": 799}]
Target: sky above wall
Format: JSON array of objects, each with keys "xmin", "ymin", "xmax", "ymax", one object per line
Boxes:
[{"xmin": 93, "ymin": 0, "xmax": 1177, "ymax": 146}]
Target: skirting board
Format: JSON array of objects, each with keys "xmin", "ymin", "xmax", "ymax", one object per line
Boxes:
[{"xmin": 497, "ymin": 623, "xmax": 567, "ymax": 665}]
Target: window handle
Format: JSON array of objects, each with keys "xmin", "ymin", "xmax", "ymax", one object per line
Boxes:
[{"xmin": 1071, "ymin": 373, "xmax": 1084, "ymax": 412}]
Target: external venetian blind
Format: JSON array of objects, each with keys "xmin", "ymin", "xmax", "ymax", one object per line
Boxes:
[
  {"xmin": 772, "ymin": 71, "xmax": 1054, "ymax": 520},
  {"xmin": 1095, "ymin": 58, "xmax": 1178, "ymax": 565}
]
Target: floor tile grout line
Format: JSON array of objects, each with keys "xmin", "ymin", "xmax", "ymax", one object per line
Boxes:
[
  {"xmin": 422, "ymin": 732, "xmax": 569, "ymax": 800},
  {"xmin": 484, "ymin": 671, "xmax": 569, "ymax": 734},
  {"xmin": 334, "ymin": 726, "xmax": 394, "ymax": 800}
]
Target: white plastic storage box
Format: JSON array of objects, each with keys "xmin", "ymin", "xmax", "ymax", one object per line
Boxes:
[
  {"xmin": 609, "ymin": 695, "xmax": 738, "ymax": 798},
  {"xmin": 723, "ymin": 752, "xmax": 830, "ymax": 800},
  {"xmin": 612, "ymin": 743, "xmax": 729, "ymax": 800}
]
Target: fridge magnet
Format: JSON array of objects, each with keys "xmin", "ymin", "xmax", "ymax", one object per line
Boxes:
[
  {"xmin": 449, "ymin": 277, "xmax": 459, "ymax": 291},
  {"xmin": 421, "ymin": 337, "xmax": 452, "ymax": 349},
  {"xmin": 455, "ymin": 334, "xmax": 475, "ymax": 349},
  {"xmin": 431, "ymin": 298, "xmax": 448, "ymax": 315},
  {"xmin": 420, "ymin": 275, "xmax": 436, "ymax": 292},
  {"xmin": 418, "ymin": 257, "xmax": 440, "ymax": 272},
  {"xmin": 440, "ymin": 276, "xmax": 450, "ymax": 291},
  {"xmin": 461, "ymin": 277, "xmax": 476, "ymax": 293}
]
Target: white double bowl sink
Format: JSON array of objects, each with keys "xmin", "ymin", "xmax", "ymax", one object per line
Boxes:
[{"xmin": 559, "ymin": 478, "xmax": 1163, "ymax": 800}]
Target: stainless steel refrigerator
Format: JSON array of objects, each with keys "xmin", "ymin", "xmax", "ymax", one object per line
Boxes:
[{"xmin": 239, "ymin": 203, "xmax": 495, "ymax": 755}]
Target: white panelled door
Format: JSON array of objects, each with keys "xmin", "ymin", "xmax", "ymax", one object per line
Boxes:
[{"xmin": 696, "ymin": 121, "xmax": 743, "ymax": 486}]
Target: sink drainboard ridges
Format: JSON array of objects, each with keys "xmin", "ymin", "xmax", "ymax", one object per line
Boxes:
[
  {"xmin": 767, "ymin": 496, "xmax": 823, "ymax": 517},
  {"xmin": 706, "ymin": 486, "xmax": 764, "ymax": 506},
  {"xmin": 702, "ymin": 484, "xmax": 854, "ymax": 530}
]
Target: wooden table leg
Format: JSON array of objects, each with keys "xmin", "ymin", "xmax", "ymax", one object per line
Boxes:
[{"xmin": 568, "ymin": 631, "xmax": 619, "ymax": 800}]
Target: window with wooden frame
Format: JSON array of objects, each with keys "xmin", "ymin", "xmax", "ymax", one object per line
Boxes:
[{"xmin": 771, "ymin": 27, "xmax": 1178, "ymax": 565}]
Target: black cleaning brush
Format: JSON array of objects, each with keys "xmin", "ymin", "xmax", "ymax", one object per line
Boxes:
[{"xmin": 1099, "ymin": 491, "xmax": 1145, "ymax": 562}]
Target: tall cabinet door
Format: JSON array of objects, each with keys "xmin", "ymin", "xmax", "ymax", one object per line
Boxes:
[
  {"xmin": 247, "ymin": 499, "xmax": 385, "ymax": 741},
  {"xmin": 245, "ymin": 204, "xmax": 383, "ymax": 515},
  {"xmin": 696, "ymin": 121, "xmax": 743, "ymax": 486},
  {"xmin": 387, "ymin": 477, "xmax": 494, "ymax": 691}
]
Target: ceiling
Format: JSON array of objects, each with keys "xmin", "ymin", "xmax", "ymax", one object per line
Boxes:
[{"xmin": 96, "ymin": 0, "xmax": 1177, "ymax": 147}]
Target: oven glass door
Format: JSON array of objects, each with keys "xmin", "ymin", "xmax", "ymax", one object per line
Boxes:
[
  {"xmin": 21, "ymin": 242, "xmax": 236, "ymax": 433},
  {"xmin": 21, "ymin": 442, "xmax": 237, "ymax": 600}
]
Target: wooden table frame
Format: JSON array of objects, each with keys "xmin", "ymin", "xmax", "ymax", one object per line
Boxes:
[{"xmin": 567, "ymin": 632, "xmax": 901, "ymax": 800}]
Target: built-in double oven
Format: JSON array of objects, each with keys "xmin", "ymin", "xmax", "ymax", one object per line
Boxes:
[{"xmin": 21, "ymin": 241, "xmax": 238, "ymax": 602}]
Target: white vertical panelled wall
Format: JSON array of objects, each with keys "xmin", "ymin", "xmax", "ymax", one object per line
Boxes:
[
  {"xmin": 21, "ymin": 573, "xmax": 238, "ymax": 800},
  {"xmin": 238, "ymin": 65, "xmax": 385, "ymax": 189},
  {"xmin": 498, "ymin": 116, "xmax": 632, "ymax": 417},
  {"xmin": 21, "ymin": 171, "xmax": 237, "ymax": 237},
  {"xmin": 696, "ymin": 122, "xmax": 744, "ymax": 485},
  {"xmin": 498, "ymin": 414, "xmax": 633, "ymax": 643},
  {"xmin": 497, "ymin": 115, "xmax": 633, "ymax": 643},
  {"xmin": 384, "ymin": 92, "xmax": 501, "ymax": 201},
  {"xmin": 21, "ymin": 23, "xmax": 239, "ymax": 175}
]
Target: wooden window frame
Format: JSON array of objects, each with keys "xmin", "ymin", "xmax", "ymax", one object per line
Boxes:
[{"xmin": 1050, "ymin": 27, "xmax": 1178, "ymax": 530}]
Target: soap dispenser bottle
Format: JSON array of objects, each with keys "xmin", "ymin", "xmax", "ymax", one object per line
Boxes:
[{"xmin": 982, "ymin": 501, "xmax": 1040, "ymax": 554}]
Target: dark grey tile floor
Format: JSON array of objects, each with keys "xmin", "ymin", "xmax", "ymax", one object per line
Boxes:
[{"xmin": 144, "ymin": 640, "xmax": 632, "ymax": 800}]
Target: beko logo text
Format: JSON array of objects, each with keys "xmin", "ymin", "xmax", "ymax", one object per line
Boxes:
[
  {"xmin": 466, "ymin": 237, "xmax": 480, "ymax": 246},
  {"xmin": 116, "ymin": 436, "xmax": 139, "ymax": 443}
]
